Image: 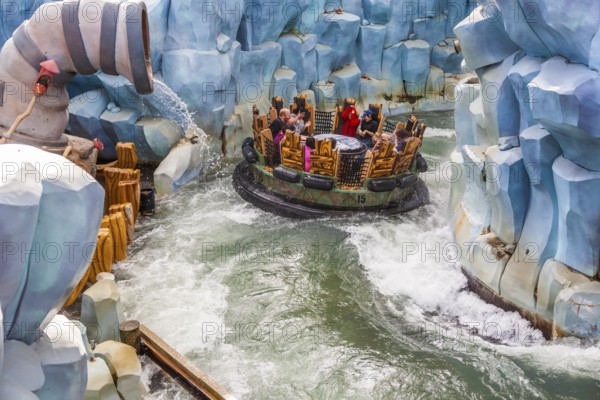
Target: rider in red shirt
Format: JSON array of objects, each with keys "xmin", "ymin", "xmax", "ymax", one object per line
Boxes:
[{"xmin": 340, "ymin": 105, "xmax": 361, "ymax": 137}]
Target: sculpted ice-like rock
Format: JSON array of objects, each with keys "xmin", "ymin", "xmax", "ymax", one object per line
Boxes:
[
  {"xmin": 316, "ymin": 44, "xmax": 334, "ymax": 81},
  {"xmin": 165, "ymin": 0, "xmax": 222, "ymax": 51},
  {"xmin": 315, "ymin": 12, "xmax": 361, "ymax": 67},
  {"xmin": 2, "ymin": 340, "xmax": 44, "ymax": 391},
  {"xmin": 0, "ymin": 146, "xmax": 104, "ymax": 345},
  {"xmin": 342, "ymin": 0, "xmax": 364, "ymax": 19},
  {"xmin": 146, "ymin": 0, "xmax": 170, "ymax": 71},
  {"xmin": 94, "ymin": 341, "xmax": 148, "ymax": 400},
  {"xmin": 553, "ymin": 156, "xmax": 600, "ymax": 277},
  {"xmin": 530, "ymin": 57, "xmax": 600, "ymax": 171},
  {"xmin": 384, "ymin": 0, "xmax": 412, "ymax": 47},
  {"xmin": 467, "ymin": 233, "xmax": 511, "ymax": 293},
  {"xmin": 356, "ymin": 24, "xmax": 386, "ymax": 79},
  {"xmin": 329, "ymin": 64, "xmax": 361, "ymax": 103},
  {"xmin": 32, "ymin": 315, "xmax": 87, "ymax": 400},
  {"xmin": 154, "ymin": 141, "xmax": 206, "ymax": 196},
  {"xmin": 417, "ymin": 0, "xmax": 448, "ymax": 18},
  {"xmin": 0, "ymin": 380, "xmax": 39, "ymax": 400},
  {"xmin": 453, "ymin": 76, "xmax": 479, "ymax": 148},
  {"xmin": 272, "ymin": 68, "xmax": 298, "ymax": 105},
  {"xmin": 245, "ymin": 1, "xmax": 289, "ymax": 45},
  {"xmin": 499, "ymin": 125, "xmax": 562, "ymax": 312},
  {"xmin": 85, "ymin": 357, "xmax": 120, "ymax": 400},
  {"xmin": 81, "ymin": 279, "xmax": 125, "ymax": 344},
  {"xmin": 426, "ymin": 66, "xmax": 444, "ymax": 96},
  {"xmin": 133, "ymin": 117, "xmax": 184, "ymax": 163},
  {"xmin": 162, "ymin": 49, "xmax": 232, "ymax": 137},
  {"xmin": 516, "ymin": 0, "xmax": 600, "ymax": 66},
  {"xmin": 67, "ymin": 89, "xmax": 115, "ymax": 159},
  {"xmin": 312, "ymin": 81, "xmax": 338, "ymax": 111},
  {"xmin": 554, "ymin": 281, "xmax": 600, "ymax": 338},
  {"xmin": 99, "ymin": 108, "xmax": 141, "ymax": 148},
  {"xmin": 362, "ymin": 0, "xmax": 391, "ymax": 24},
  {"xmin": 507, "ymin": 56, "xmax": 543, "ymax": 132},
  {"xmin": 382, "ymin": 43, "xmax": 404, "ymax": 95},
  {"xmin": 238, "ymin": 41, "xmax": 282, "ymax": 105},
  {"xmin": 358, "ymin": 78, "xmax": 391, "ymax": 110},
  {"xmin": 413, "ymin": 16, "xmax": 447, "ymax": 46},
  {"xmin": 400, "ymin": 40, "xmax": 431, "ymax": 97},
  {"xmin": 468, "ymin": 89, "xmax": 495, "ymax": 148},
  {"xmin": 278, "ymin": 33, "xmax": 317, "ymax": 89},
  {"xmin": 454, "ymin": 6, "xmax": 520, "ymax": 71},
  {"xmin": 484, "ymin": 146, "xmax": 530, "ymax": 244},
  {"xmin": 431, "ymin": 44, "xmax": 463, "ymax": 74},
  {"xmin": 536, "ymin": 259, "xmax": 590, "ymax": 321}
]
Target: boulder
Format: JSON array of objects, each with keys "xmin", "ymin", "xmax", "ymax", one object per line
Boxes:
[
  {"xmin": 363, "ymin": 0, "xmax": 391, "ymax": 24},
  {"xmin": 133, "ymin": 117, "xmax": 184, "ymax": 163},
  {"xmin": 165, "ymin": 0, "xmax": 221, "ymax": 51},
  {"xmin": 536, "ymin": 259, "xmax": 590, "ymax": 320},
  {"xmin": 467, "ymin": 233, "xmax": 511, "ymax": 293},
  {"xmin": 484, "ymin": 146, "xmax": 530, "ymax": 244},
  {"xmin": 0, "ymin": 146, "xmax": 104, "ymax": 345},
  {"xmin": 426, "ymin": 66, "xmax": 445, "ymax": 96},
  {"xmin": 32, "ymin": 315, "xmax": 87, "ymax": 400},
  {"xmin": 358, "ymin": 78, "xmax": 391, "ymax": 110},
  {"xmin": 329, "ymin": 63, "xmax": 362, "ymax": 103},
  {"xmin": 278, "ymin": 33, "xmax": 318, "ymax": 89},
  {"xmin": 312, "ymin": 81, "xmax": 338, "ymax": 111},
  {"xmin": 554, "ymin": 281, "xmax": 600, "ymax": 338},
  {"xmin": 384, "ymin": 0, "xmax": 413, "ymax": 47},
  {"xmin": 553, "ymin": 156, "xmax": 600, "ymax": 277},
  {"xmin": 316, "ymin": 43, "xmax": 334, "ymax": 82},
  {"xmin": 99, "ymin": 108, "xmax": 141, "ymax": 147},
  {"xmin": 431, "ymin": 44, "xmax": 464, "ymax": 74},
  {"xmin": 413, "ymin": 16, "xmax": 447, "ymax": 46},
  {"xmin": 94, "ymin": 341, "xmax": 147, "ymax": 400},
  {"xmin": 507, "ymin": 56, "xmax": 544, "ymax": 133},
  {"xmin": 1, "ymin": 340, "xmax": 44, "ymax": 391},
  {"xmin": 81, "ymin": 279, "xmax": 125, "ymax": 344},
  {"xmin": 461, "ymin": 145, "xmax": 491, "ymax": 233},
  {"xmin": 530, "ymin": 57, "xmax": 600, "ymax": 172},
  {"xmin": 238, "ymin": 41, "xmax": 282, "ymax": 105},
  {"xmin": 342, "ymin": 0, "xmax": 364, "ymax": 19},
  {"xmin": 417, "ymin": 0, "xmax": 448, "ymax": 18},
  {"xmin": 66, "ymin": 89, "xmax": 115, "ymax": 159},
  {"xmin": 382, "ymin": 43, "xmax": 404, "ymax": 95},
  {"xmin": 272, "ymin": 68, "xmax": 298, "ymax": 105},
  {"xmin": 85, "ymin": 358, "xmax": 120, "ymax": 400},
  {"xmin": 246, "ymin": 0, "xmax": 289, "ymax": 45},
  {"xmin": 356, "ymin": 24, "xmax": 386, "ymax": 79},
  {"xmin": 162, "ymin": 49, "xmax": 232, "ymax": 137},
  {"xmin": 498, "ymin": 125, "xmax": 562, "ymax": 312},
  {"xmin": 154, "ymin": 141, "xmax": 206, "ymax": 196},
  {"xmin": 0, "ymin": 380, "xmax": 39, "ymax": 400},
  {"xmin": 315, "ymin": 12, "xmax": 361, "ymax": 67},
  {"xmin": 453, "ymin": 6, "xmax": 520, "ymax": 71},
  {"xmin": 453, "ymin": 76, "xmax": 479, "ymax": 148},
  {"xmin": 400, "ymin": 40, "xmax": 431, "ymax": 97},
  {"xmin": 516, "ymin": 0, "xmax": 600, "ymax": 66},
  {"xmin": 146, "ymin": 0, "xmax": 170, "ymax": 71}
]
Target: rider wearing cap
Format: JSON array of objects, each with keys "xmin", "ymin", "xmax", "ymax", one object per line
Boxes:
[{"xmin": 356, "ymin": 109, "xmax": 379, "ymax": 148}]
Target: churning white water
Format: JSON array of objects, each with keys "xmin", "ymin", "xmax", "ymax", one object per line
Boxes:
[{"xmin": 116, "ymin": 112, "xmax": 600, "ymax": 399}]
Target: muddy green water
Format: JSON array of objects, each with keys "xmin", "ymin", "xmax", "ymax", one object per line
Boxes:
[{"xmin": 115, "ymin": 112, "xmax": 600, "ymax": 400}]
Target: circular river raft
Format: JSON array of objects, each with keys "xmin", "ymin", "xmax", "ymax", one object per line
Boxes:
[{"xmin": 233, "ymin": 132, "xmax": 429, "ymax": 219}]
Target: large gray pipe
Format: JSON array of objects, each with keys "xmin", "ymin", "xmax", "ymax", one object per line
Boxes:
[{"xmin": 0, "ymin": 0, "xmax": 153, "ymax": 142}]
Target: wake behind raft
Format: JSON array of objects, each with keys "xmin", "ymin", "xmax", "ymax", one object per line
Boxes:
[{"xmin": 233, "ymin": 96, "xmax": 429, "ymax": 219}]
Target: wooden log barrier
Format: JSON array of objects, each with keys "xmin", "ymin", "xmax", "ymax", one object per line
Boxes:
[
  {"xmin": 139, "ymin": 324, "xmax": 237, "ymax": 400},
  {"xmin": 88, "ymin": 228, "xmax": 114, "ymax": 284},
  {"xmin": 107, "ymin": 212, "xmax": 128, "ymax": 262}
]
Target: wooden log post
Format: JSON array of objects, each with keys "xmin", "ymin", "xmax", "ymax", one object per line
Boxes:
[
  {"xmin": 119, "ymin": 320, "xmax": 142, "ymax": 354},
  {"xmin": 109, "ymin": 203, "xmax": 135, "ymax": 243},
  {"xmin": 103, "ymin": 168, "xmax": 140, "ymax": 214},
  {"xmin": 108, "ymin": 211, "xmax": 128, "ymax": 262},
  {"xmin": 88, "ymin": 227, "xmax": 114, "ymax": 284},
  {"xmin": 116, "ymin": 142, "xmax": 139, "ymax": 169},
  {"xmin": 117, "ymin": 180, "xmax": 141, "ymax": 222}
]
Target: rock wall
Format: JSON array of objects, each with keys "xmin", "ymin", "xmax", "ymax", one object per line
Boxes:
[
  {"xmin": 450, "ymin": 0, "xmax": 600, "ymax": 338},
  {"xmin": 0, "ymin": 0, "xmax": 475, "ymax": 159}
]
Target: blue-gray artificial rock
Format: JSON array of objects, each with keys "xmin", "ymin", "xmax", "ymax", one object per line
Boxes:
[
  {"xmin": 315, "ymin": 12, "xmax": 361, "ymax": 67},
  {"xmin": 278, "ymin": 33, "xmax": 318, "ymax": 89},
  {"xmin": 400, "ymin": 40, "xmax": 431, "ymax": 97},
  {"xmin": 316, "ymin": 44, "xmax": 334, "ymax": 81},
  {"xmin": 356, "ymin": 24, "xmax": 386, "ymax": 79},
  {"xmin": 329, "ymin": 63, "xmax": 362, "ymax": 103}
]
